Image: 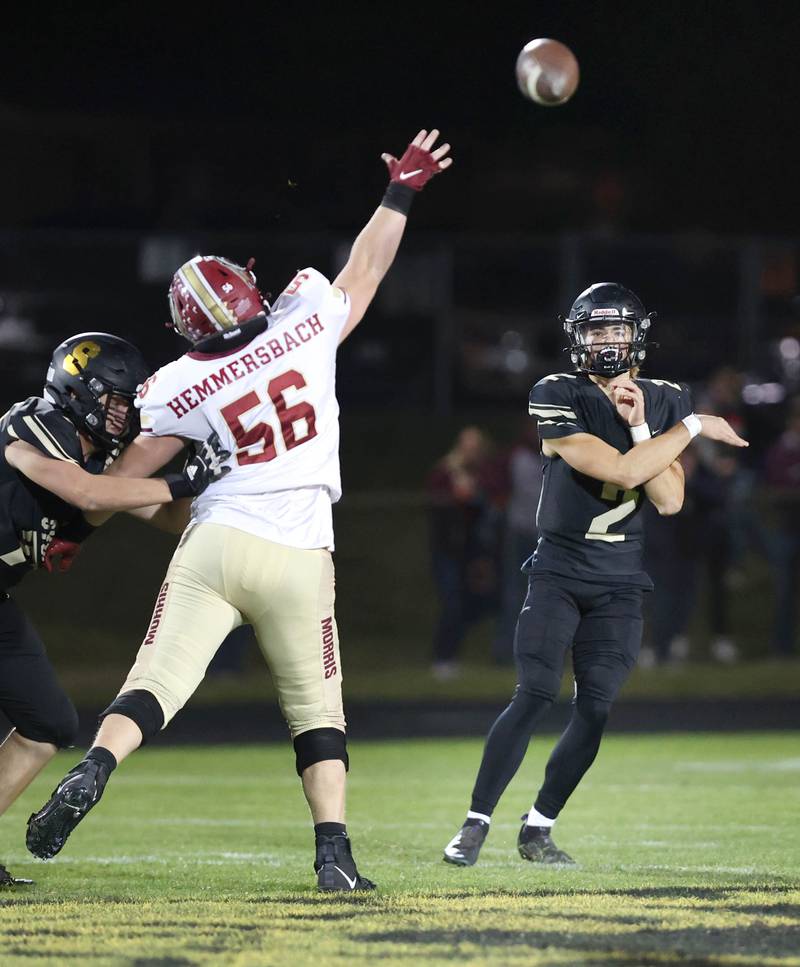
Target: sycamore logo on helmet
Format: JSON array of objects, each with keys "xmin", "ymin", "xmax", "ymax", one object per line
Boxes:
[{"xmin": 63, "ymin": 341, "xmax": 102, "ymax": 376}]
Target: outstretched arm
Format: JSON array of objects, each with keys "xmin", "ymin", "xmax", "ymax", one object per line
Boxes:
[
  {"xmin": 83, "ymin": 434, "xmax": 186, "ymax": 527},
  {"xmin": 334, "ymin": 129, "xmax": 452, "ymax": 343},
  {"xmin": 7, "ymin": 431, "xmax": 229, "ymax": 517},
  {"xmin": 6, "ymin": 440, "xmax": 179, "ymax": 512},
  {"xmin": 544, "ymin": 414, "xmax": 746, "ymax": 493}
]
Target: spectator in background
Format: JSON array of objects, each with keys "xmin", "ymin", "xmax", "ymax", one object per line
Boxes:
[
  {"xmin": 696, "ymin": 367, "xmax": 756, "ymax": 572},
  {"xmin": 762, "ymin": 398, "xmax": 800, "ymax": 656},
  {"xmin": 692, "ymin": 367, "xmax": 757, "ymax": 662},
  {"xmin": 492, "ymin": 420, "xmax": 542, "ymax": 665},
  {"xmin": 643, "ymin": 442, "xmax": 743, "ymax": 665},
  {"xmin": 642, "ymin": 448, "xmax": 703, "ymax": 665},
  {"xmin": 428, "ymin": 427, "xmax": 502, "ymax": 680}
]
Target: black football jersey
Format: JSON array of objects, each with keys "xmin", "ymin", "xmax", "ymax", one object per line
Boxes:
[
  {"xmin": 0, "ymin": 397, "xmax": 103, "ymax": 591},
  {"xmin": 527, "ymin": 372, "xmax": 693, "ymax": 587}
]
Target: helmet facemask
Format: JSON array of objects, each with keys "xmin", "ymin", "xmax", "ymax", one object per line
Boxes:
[
  {"xmin": 560, "ymin": 283, "xmax": 656, "ymax": 377},
  {"xmin": 77, "ymin": 377, "xmax": 139, "ymax": 449},
  {"xmin": 49, "ymin": 370, "xmax": 139, "ymax": 451},
  {"xmin": 567, "ymin": 316, "xmax": 653, "ymax": 377},
  {"xmin": 44, "ymin": 332, "xmax": 150, "ymax": 453}
]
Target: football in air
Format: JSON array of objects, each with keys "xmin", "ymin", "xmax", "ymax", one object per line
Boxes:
[{"xmin": 515, "ymin": 38, "xmax": 580, "ymax": 106}]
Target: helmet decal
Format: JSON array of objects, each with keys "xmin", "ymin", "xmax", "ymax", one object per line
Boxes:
[
  {"xmin": 63, "ymin": 340, "xmax": 102, "ymax": 376},
  {"xmin": 44, "ymin": 332, "xmax": 150, "ymax": 451},
  {"xmin": 178, "ymin": 260, "xmax": 237, "ymax": 332},
  {"xmin": 167, "ymin": 254, "xmax": 266, "ymax": 343}
]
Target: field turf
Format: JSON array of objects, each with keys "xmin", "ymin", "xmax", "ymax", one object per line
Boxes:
[{"xmin": 2, "ymin": 734, "xmax": 799, "ymax": 965}]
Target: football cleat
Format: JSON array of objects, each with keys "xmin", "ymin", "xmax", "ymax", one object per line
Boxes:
[
  {"xmin": 0, "ymin": 863, "xmax": 33, "ymax": 886},
  {"xmin": 517, "ymin": 815, "xmax": 576, "ymax": 865},
  {"xmin": 314, "ymin": 833, "xmax": 376, "ymax": 892},
  {"xmin": 443, "ymin": 818, "xmax": 489, "ymax": 867},
  {"xmin": 26, "ymin": 757, "xmax": 111, "ymax": 860}
]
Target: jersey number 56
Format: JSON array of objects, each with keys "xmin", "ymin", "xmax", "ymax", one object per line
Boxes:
[{"xmin": 220, "ymin": 369, "xmax": 317, "ymax": 465}]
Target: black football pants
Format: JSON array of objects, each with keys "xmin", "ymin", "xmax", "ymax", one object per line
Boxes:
[
  {"xmin": 470, "ymin": 572, "xmax": 643, "ymax": 819},
  {"xmin": 0, "ymin": 594, "xmax": 78, "ymax": 748}
]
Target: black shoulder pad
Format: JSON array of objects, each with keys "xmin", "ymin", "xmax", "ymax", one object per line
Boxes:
[
  {"xmin": 528, "ymin": 374, "xmax": 587, "ymax": 440},
  {"xmin": 528, "ymin": 373, "xmax": 581, "ymax": 409},
  {"xmin": 6, "ymin": 397, "xmax": 82, "ymax": 463}
]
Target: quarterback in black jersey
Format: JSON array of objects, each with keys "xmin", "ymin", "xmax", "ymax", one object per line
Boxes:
[
  {"xmin": 0, "ymin": 332, "xmax": 228, "ymax": 886},
  {"xmin": 443, "ymin": 282, "xmax": 748, "ymax": 868}
]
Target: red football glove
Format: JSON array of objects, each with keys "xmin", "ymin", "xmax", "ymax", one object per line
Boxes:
[
  {"xmin": 43, "ymin": 538, "xmax": 82, "ymax": 574},
  {"xmin": 382, "ymin": 129, "xmax": 451, "ymax": 191}
]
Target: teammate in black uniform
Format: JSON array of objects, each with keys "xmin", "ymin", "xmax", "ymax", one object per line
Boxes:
[
  {"xmin": 0, "ymin": 332, "xmax": 228, "ymax": 886},
  {"xmin": 442, "ymin": 283, "xmax": 748, "ymax": 867}
]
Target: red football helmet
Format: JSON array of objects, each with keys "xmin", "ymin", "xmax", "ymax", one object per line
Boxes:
[{"xmin": 167, "ymin": 255, "xmax": 267, "ymax": 343}]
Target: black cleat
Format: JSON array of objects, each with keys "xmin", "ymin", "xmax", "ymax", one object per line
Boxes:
[
  {"xmin": 443, "ymin": 819, "xmax": 489, "ymax": 867},
  {"xmin": 0, "ymin": 863, "xmax": 33, "ymax": 886},
  {"xmin": 517, "ymin": 815, "xmax": 576, "ymax": 865},
  {"xmin": 315, "ymin": 833, "xmax": 376, "ymax": 892},
  {"xmin": 26, "ymin": 757, "xmax": 111, "ymax": 860}
]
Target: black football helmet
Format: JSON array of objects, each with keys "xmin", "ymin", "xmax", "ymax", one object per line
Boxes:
[
  {"xmin": 561, "ymin": 282, "xmax": 656, "ymax": 377},
  {"xmin": 44, "ymin": 332, "xmax": 150, "ymax": 450}
]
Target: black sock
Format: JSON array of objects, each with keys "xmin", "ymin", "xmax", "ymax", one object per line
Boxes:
[
  {"xmin": 315, "ymin": 822, "xmax": 346, "ymax": 839},
  {"xmin": 86, "ymin": 746, "xmax": 118, "ymax": 773},
  {"xmin": 315, "ymin": 822, "xmax": 346, "ymax": 840}
]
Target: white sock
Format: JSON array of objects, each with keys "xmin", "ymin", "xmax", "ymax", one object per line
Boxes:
[
  {"xmin": 526, "ymin": 807, "xmax": 555, "ymax": 828},
  {"xmin": 466, "ymin": 810, "xmax": 491, "ymax": 825}
]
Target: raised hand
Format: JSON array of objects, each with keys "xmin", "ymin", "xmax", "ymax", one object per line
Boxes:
[
  {"xmin": 381, "ymin": 129, "xmax": 452, "ymax": 190},
  {"xmin": 609, "ymin": 376, "xmax": 646, "ymax": 428},
  {"xmin": 698, "ymin": 415, "xmax": 749, "ymax": 448}
]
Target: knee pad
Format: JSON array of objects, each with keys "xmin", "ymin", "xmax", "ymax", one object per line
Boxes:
[
  {"xmin": 515, "ymin": 666, "xmax": 561, "ymax": 705},
  {"xmin": 100, "ymin": 689, "xmax": 165, "ymax": 744},
  {"xmin": 293, "ymin": 727, "xmax": 348, "ymax": 776},
  {"xmin": 575, "ymin": 694, "xmax": 612, "ymax": 730}
]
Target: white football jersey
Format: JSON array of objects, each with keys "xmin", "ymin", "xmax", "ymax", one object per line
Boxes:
[{"xmin": 136, "ymin": 267, "xmax": 350, "ymax": 550}]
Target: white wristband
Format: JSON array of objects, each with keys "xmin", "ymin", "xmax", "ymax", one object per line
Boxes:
[
  {"xmin": 682, "ymin": 413, "xmax": 702, "ymax": 440},
  {"xmin": 629, "ymin": 422, "xmax": 651, "ymax": 444}
]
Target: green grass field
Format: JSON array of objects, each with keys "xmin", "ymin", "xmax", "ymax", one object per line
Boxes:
[{"xmin": 2, "ymin": 734, "xmax": 799, "ymax": 965}]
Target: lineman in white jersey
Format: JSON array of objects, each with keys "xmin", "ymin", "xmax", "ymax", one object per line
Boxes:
[
  {"xmin": 28, "ymin": 129, "xmax": 452, "ymax": 892},
  {"xmin": 139, "ymin": 266, "xmax": 348, "ymax": 551}
]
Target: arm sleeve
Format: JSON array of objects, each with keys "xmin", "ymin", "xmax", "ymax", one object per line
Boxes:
[
  {"xmin": 528, "ymin": 376, "xmax": 587, "ymax": 440},
  {"xmin": 7, "ymin": 405, "xmax": 82, "ymax": 464}
]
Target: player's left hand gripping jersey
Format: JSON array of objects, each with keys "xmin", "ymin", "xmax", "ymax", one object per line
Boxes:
[
  {"xmin": 0, "ymin": 398, "xmax": 104, "ymax": 590},
  {"xmin": 136, "ymin": 268, "xmax": 350, "ymax": 550},
  {"xmin": 527, "ymin": 372, "xmax": 693, "ymax": 587}
]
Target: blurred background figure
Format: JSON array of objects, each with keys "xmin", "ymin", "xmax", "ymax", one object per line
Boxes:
[
  {"xmin": 427, "ymin": 427, "xmax": 502, "ymax": 680},
  {"xmin": 642, "ymin": 448, "xmax": 703, "ymax": 666},
  {"xmin": 696, "ymin": 367, "xmax": 760, "ymax": 582},
  {"xmin": 492, "ymin": 419, "xmax": 542, "ymax": 665},
  {"xmin": 761, "ymin": 397, "xmax": 800, "ymax": 657}
]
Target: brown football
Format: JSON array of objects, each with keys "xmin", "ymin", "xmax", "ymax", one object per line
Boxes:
[{"xmin": 515, "ymin": 38, "xmax": 580, "ymax": 107}]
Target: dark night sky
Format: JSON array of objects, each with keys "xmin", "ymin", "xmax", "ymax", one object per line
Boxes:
[{"xmin": 3, "ymin": 1, "xmax": 800, "ymax": 233}]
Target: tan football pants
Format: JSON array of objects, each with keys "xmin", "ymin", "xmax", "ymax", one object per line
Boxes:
[{"xmin": 119, "ymin": 522, "xmax": 345, "ymax": 738}]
